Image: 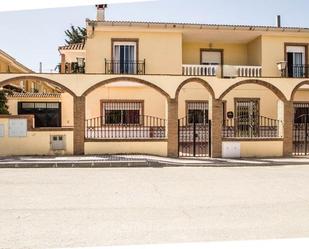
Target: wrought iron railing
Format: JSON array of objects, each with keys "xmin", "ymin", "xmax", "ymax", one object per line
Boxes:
[
  {"xmin": 105, "ymin": 59, "xmax": 146, "ymax": 75},
  {"xmin": 293, "ymin": 114, "xmax": 309, "ymax": 156},
  {"xmin": 66, "ymin": 62, "xmax": 85, "ymax": 74},
  {"xmin": 85, "ymin": 115, "xmax": 166, "ymax": 139},
  {"xmin": 222, "ymin": 115, "xmax": 282, "ymax": 138},
  {"xmin": 284, "ymin": 64, "xmax": 309, "ymax": 78}
]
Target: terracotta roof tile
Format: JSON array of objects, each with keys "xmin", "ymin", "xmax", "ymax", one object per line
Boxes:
[{"xmin": 58, "ymin": 43, "xmax": 85, "ymax": 51}]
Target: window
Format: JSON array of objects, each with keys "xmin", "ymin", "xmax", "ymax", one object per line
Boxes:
[
  {"xmin": 18, "ymin": 102, "xmax": 61, "ymax": 128},
  {"xmin": 286, "ymin": 45, "xmax": 307, "ymax": 77},
  {"xmin": 113, "ymin": 41, "xmax": 137, "ymax": 74},
  {"xmin": 200, "ymin": 50, "xmax": 222, "ymax": 65},
  {"xmin": 294, "ymin": 103, "xmax": 309, "ymax": 123},
  {"xmin": 102, "ymin": 101, "xmax": 143, "ymax": 125},
  {"xmin": 187, "ymin": 101, "xmax": 209, "ymax": 124}
]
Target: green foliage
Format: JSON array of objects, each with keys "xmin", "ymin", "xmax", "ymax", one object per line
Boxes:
[
  {"xmin": 65, "ymin": 25, "xmax": 87, "ymax": 45},
  {"xmin": 0, "ymin": 91, "xmax": 10, "ymax": 115}
]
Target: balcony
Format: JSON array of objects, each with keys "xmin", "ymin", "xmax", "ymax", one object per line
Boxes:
[
  {"xmin": 283, "ymin": 64, "xmax": 309, "ymax": 78},
  {"xmin": 105, "ymin": 59, "xmax": 146, "ymax": 75},
  {"xmin": 182, "ymin": 64, "xmax": 262, "ymax": 78}
]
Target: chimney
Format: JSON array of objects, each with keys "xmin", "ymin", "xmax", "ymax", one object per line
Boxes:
[
  {"xmin": 96, "ymin": 4, "xmax": 107, "ymax": 21},
  {"xmin": 277, "ymin": 15, "xmax": 281, "ymax": 28}
]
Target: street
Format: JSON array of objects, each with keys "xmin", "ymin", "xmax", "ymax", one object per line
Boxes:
[{"xmin": 1, "ymin": 165, "xmax": 309, "ymax": 248}]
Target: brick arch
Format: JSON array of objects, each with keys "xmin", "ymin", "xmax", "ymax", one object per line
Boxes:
[
  {"xmin": 175, "ymin": 78, "xmax": 215, "ymax": 100},
  {"xmin": 218, "ymin": 79, "xmax": 287, "ymax": 101},
  {"xmin": 290, "ymin": 80, "xmax": 309, "ymax": 101},
  {"xmin": 0, "ymin": 75, "xmax": 77, "ymax": 97},
  {"xmin": 82, "ymin": 77, "xmax": 170, "ymax": 99}
]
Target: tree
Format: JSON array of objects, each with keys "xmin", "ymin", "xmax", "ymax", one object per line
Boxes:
[
  {"xmin": 65, "ymin": 25, "xmax": 87, "ymax": 45},
  {"xmin": 0, "ymin": 91, "xmax": 10, "ymax": 115}
]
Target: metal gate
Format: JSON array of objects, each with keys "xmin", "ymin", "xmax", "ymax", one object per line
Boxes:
[
  {"xmin": 178, "ymin": 117, "xmax": 211, "ymax": 157},
  {"xmin": 293, "ymin": 114, "xmax": 309, "ymax": 156}
]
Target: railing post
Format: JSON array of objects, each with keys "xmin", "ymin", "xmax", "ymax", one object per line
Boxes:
[
  {"xmin": 167, "ymin": 98, "xmax": 179, "ymax": 157},
  {"xmin": 283, "ymin": 101, "xmax": 294, "ymax": 157},
  {"xmin": 211, "ymin": 99, "xmax": 223, "ymax": 158},
  {"xmin": 74, "ymin": 96, "xmax": 86, "ymax": 155}
]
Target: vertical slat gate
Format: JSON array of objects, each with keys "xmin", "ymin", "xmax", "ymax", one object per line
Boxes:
[
  {"xmin": 178, "ymin": 110, "xmax": 211, "ymax": 158},
  {"xmin": 293, "ymin": 103, "xmax": 309, "ymax": 156}
]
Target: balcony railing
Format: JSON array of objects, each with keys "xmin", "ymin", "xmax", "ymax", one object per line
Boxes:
[
  {"xmin": 182, "ymin": 64, "xmax": 218, "ymax": 76},
  {"xmin": 65, "ymin": 62, "xmax": 85, "ymax": 74},
  {"xmin": 284, "ymin": 64, "xmax": 309, "ymax": 78},
  {"xmin": 85, "ymin": 115, "xmax": 166, "ymax": 140},
  {"xmin": 182, "ymin": 64, "xmax": 262, "ymax": 77},
  {"xmin": 222, "ymin": 115, "xmax": 282, "ymax": 139},
  {"xmin": 105, "ymin": 59, "xmax": 146, "ymax": 75}
]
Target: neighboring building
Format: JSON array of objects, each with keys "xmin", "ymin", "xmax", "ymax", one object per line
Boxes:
[
  {"xmin": 0, "ymin": 49, "xmax": 66, "ymax": 128},
  {"xmin": 0, "ymin": 5, "xmax": 309, "ymax": 157}
]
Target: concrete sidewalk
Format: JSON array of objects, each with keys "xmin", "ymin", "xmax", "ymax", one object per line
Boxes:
[{"xmin": 0, "ymin": 155, "xmax": 309, "ymax": 168}]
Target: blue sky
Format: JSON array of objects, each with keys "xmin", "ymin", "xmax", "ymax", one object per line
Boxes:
[{"xmin": 0, "ymin": 0, "xmax": 308, "ymax": 72}]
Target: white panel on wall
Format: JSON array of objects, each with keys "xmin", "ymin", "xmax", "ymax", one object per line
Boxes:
[
  {"xmin": 0, "ymin": 124, "xmax": 4, "ymax": 137},
  {"xmin": 222, "ymin": 142, "xmax": 241, "ymax": 158},
  {"xmin": 9, "ymin": 119, "xmax": 27, "ymax": 137}
]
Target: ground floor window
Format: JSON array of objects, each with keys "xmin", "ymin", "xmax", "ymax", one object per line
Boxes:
[
  {"xmin": 294, "ymin": 103, "xmax": 309, "ymax": 123},
  {"xmin": 186, "ymin": 101, "xmax": 209, "ymax": 124},
  {"xmin": 18, "ymin": 102, "xmax": 61, "ymax": 127},
  {"xmin": 102, "ymin": 101, "xmax": 143, "ymax": 125}
]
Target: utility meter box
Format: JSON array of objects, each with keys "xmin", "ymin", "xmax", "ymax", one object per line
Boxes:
[
  {"xmin": 222, "ymin": 142, "xmax": 241, "ymax": 158},
  {"xmin": 50, "ymin": 135, "xmax": 66, "ymax": 151}
]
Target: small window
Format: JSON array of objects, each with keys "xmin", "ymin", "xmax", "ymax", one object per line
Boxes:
[
  {"xmin": 47, "ymin": 103, "xmax": 59, "ymax": 109},
  {"xmin": 187, "ymin": 102, "xmax": 209, "ymax": 124},
  {"xmin": 22, "ymin": 103, "xmax": 35, "ymax": 109},
  {"xmin": 201, "ymin": 50, "xmax": 222, "ymax": 65},
  {"xmin": 294, "ymin": 103, "xmax": 309, "ymax": 124}
]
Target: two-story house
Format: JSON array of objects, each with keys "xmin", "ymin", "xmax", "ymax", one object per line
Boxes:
[{"xmin": 0, "ymin": 5, "xmax": 308, "ymax": 158}]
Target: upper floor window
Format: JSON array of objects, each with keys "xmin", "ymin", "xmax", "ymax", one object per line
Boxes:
[
  {"xmin": 200, "ymin": 49, "xmax": 223, "ymax": 66},
  {"xmin": 112, "ymin": 40, "xmax": 137, "ymax": 74},
  {"xmin": 285, "ymin": 45, "xmax": 308, "ymax": 78}
]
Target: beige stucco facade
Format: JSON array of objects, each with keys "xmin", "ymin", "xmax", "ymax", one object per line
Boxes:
[
  {"xmin": 2, "ymin": 18, "xmax": 309, "ymax": 158},
  {"xmin": 0, "ymin": 117, "xmax": 73, "ymax": 156}
]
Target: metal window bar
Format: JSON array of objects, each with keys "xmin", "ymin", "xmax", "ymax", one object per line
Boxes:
[{"xmin": 222, "ymin": 115, "xmax": 282, "ymax": 138}]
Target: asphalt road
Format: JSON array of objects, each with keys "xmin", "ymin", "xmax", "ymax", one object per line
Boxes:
[{"xmin": 1, "ymin": 165, "xmax": 309, "ymax": 248}]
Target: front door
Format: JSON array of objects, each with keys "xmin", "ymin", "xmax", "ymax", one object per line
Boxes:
[
  {"xmin": 178, "ymin": 102, "xmax": 211, "ymax": 157},
  {"xmin": 235, "ymin": 99, "xmax": 260, "ymax": 137}
]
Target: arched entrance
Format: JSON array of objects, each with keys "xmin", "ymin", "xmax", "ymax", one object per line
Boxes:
[
  {"xmin": 219, "ymin": 79, "xmax": 287, "ymax": 158},
  {"xmin": 176, "ymin": 78, "xmax": 215, "ymax": 157},
  {"xmin": 291, "ymin": 81, "xmax": 309, "ymax": 156},
  {"xmin": 82, "ymin": 77, "xmax": 171, "ymax": 156}
]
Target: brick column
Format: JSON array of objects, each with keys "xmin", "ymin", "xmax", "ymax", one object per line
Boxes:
[
  {"xmin": 211, "ymin": 99, "xmax": 223, "ymax": 158},
  {"xmin": 167, "ymin": 98, "xmax": 179, "ymax": 157},
  {"xmin": 60, "ymin": 54, "xmax": 66, "ymax": 73},
  {"xmin": 283, "ymin": 101, "xmax": 294, "ymax": 157},
  {"xmin": 74, "ymin": 96, "xmax": 86, "ymax": 155}
]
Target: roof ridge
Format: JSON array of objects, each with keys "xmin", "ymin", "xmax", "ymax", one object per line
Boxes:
[{"xmin": 87, "ymin": 20, "xmax": 309, "ymax": 31}]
